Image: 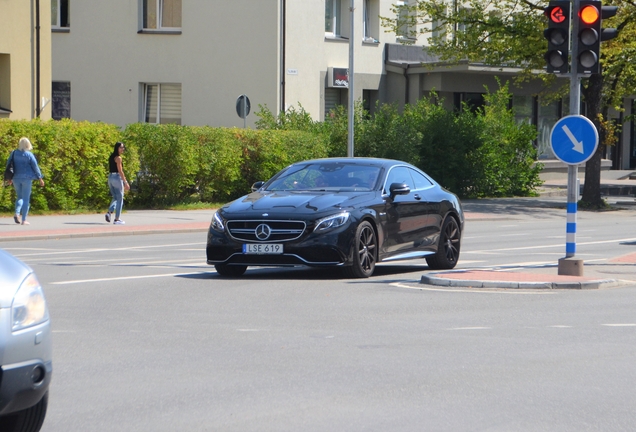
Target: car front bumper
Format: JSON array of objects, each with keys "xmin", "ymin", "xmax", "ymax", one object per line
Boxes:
[
  {"xmin": 0, "ymin": 309, "xmax": 52, "ymax": 416},
  {"xmin": 206, "ymin": 224, "xmax": 356, "ymax": 267},
  {"xmin": 0, "ymin": 359, "xmax": 52, "ymax": 415}
]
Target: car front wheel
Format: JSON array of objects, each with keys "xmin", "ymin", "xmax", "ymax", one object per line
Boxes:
[
  {"xmin": 343, "ymin": 221, "xmax": 377, "ymax": 278},
  {"xmin": 426, "ymin": 216, "xmax": 460, "ymax": 270},
  {"xmin": 0, "ymin": 391, "xmax": 48, "ymax": 432},
  {"xmin": 214, "ymin": 264, "xmax": 247, "ymax": 277}
]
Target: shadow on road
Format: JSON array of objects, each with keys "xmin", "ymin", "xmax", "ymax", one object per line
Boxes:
[{"xmin": 176, "ymin": 263, "xmax": 431, "ymax": 281}]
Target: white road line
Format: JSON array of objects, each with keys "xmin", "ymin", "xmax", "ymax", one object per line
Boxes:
[
  {"xmin": 549, "ymin": 325, "xmax": 573, "ymax": 328},
  {"xmin": 11, "ymin": 242, "xmax": 205, "ymax": 257},
  {"xmin": 50, "ymin": 270, "xmax": 212, "ymax": 285},
  {"xmin": 602, "ymin": 324, "xmax": 636, "ymax": 327},
  {"xmin": 467, "ymin": 236, "xmax": 636, "ymax": 254}
]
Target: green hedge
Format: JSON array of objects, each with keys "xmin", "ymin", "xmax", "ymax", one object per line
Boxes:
[
  {"xmin": 122, "ymin": 124, "xmax": 329, "ymax": 206},
  {"xmin": 1, "ymin": 120, "xmax": 329, "ymax": 211},
  {"xmin": 0, "ymin": 119, "xmax": 126, "ymax": 212},
  {"xmin": 255, "ymin": 82, "xmax": 543, "ymax": 198}
]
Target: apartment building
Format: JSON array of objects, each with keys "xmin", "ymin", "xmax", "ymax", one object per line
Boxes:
[
  {"xmin": 0, "ymin": 0, "xmax": 52, "ymax": 120},
  {"xmin": 47, "ymin": 1, "xmax": 635, "ymax": 168}
]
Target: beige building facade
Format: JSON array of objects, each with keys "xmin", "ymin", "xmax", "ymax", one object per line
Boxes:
[
  {"xmin": 48, "ymin": 0, "xmax": 635, "ymax": 168},
  {"xmin": 0, "ymin": 0, "xmax": 52, "ymax": 120}
]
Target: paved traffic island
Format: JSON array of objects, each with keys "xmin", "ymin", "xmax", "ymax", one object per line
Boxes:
[{"xmin": 420, "ymin": 270, "xmax": 622, "ymax": 290}]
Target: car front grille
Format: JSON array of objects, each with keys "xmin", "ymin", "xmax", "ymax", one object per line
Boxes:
[{"xmin": 227, "ymin": 220, "xmax": 306, "ymax": 242}]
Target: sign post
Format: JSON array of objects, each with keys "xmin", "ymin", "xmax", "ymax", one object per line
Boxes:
[{"xmin": 550, "ymin": 114, "xmax": 599, "ymax": 276}]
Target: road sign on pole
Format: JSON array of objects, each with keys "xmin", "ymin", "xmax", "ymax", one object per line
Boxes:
[
  {"xmin": 550, "ymin": 115, "xmax": 599, "ymax": 165},
  {"xmin": 236, "ymin": 94, "xmax": 251, "ymax": 128}
]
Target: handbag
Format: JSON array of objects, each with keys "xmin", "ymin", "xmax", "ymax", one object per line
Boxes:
[{"xmin": 4, "ymin": 151, "xmax": 15, "ymax": 182}]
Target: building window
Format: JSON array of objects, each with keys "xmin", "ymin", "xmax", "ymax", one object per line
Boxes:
[
  {"xmin": 0, "ymin": 54, "xmax": 10, "ymax": 118},
  {"xmin": 143, "ymin": 0, "xmax": 182, "ymax": 30},
  {"xmin": 363, "ymin": 0, "xmax": 379, "ymax": 43},
  {"xmin": 52, "ymin": 82, "xmax": 71, "ymax": 120},
  {"xmin": 51, "ymin": 0, "xmax": 70, "ymax": 29},
  {"xmin": 143, "ymin": 83, "xmax": 182, "ymax": 125},
  {"xmin": 325, "ymin": 0, "xmax": 341, "ymax": 36},
  {"xmin": 396, "ymin": 0, "xmax": 414, "ymax": 40}
]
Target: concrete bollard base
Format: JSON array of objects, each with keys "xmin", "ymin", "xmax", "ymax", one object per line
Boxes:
[{"xmin": 558, "ymin": 257, "xmax": 584, "ymax": 276}]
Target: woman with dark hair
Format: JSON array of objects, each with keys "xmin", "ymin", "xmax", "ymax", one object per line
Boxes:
[
  {"xmin": 6, "ymin": 137, "xmax": 45, "ymax": 225},
  {"xmin": 105, "ymin": 142, "xmax": 130, "ymax": 225}
]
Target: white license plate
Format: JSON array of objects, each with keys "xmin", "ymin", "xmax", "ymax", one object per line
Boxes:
[{"xmin": 243, "ymin": 243, "xmax": 284, "ymax": 254}]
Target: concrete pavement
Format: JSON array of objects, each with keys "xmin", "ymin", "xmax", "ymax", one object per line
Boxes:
[{"xmin": 1, "ymin": 177, "xmax": 636, "ymax": 289}]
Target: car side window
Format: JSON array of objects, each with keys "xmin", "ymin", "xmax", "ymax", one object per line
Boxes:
[
  {"xmin": 409, "ymin": 168, "xmax": 434, "ymax": 190},
  {"xmin": 383, "ymin": 166, "xmax": 414, "ymax": 194}
]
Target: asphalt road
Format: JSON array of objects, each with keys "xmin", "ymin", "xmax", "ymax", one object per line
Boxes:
[{"xmin": 4, "ymin": 207, "xmax": 636, "ymax": 432}]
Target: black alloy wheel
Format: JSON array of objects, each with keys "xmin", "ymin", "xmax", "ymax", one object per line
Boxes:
[
  {"xmin": 214, "ymin": 264, "xmax": 248, "ymax": 277},
  {"xmin": 426, "ymin": 216, "xmax": 460, "ymax": 270},
  {"xmin": 343, "ymin": 221, "xmax": 377, "ymax": 278}
]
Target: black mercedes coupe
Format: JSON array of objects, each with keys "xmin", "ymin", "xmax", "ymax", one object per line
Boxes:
[{"xmin": 206, "ymin": 157, "xmax": 463, "ymax": 278}]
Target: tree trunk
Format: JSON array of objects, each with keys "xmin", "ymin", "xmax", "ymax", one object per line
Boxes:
[{"xmin": 580, "ymin": 73, "xmax": 606, "ymax": 208}]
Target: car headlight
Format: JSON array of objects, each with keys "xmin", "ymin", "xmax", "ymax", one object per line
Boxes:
[
  {"xmin": 210, "ymin": 211, "xmax": 225, "ymax": 232},
  {"xmin": 315, "ymin": 212, "xmax": 350, "ymax": 232},
  {"xmin": 12, "ymin": 273, "xmax": 49, "ymax": 332}
]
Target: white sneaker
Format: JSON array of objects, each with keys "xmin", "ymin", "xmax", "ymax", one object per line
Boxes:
[{"xmin": 113, "ymin": 220, "xmax": 125, "ymax": 225}]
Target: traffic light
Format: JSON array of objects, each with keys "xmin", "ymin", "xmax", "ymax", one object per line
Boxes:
[
  {"xmin": 600, "ymin": 5, "xmax": 619, "ymax": 42},
  {"xmin": 576, "ymin": 1, "xmax": 602, "ymax": 73},
  {"xmin": 544, "ymin": 1, "xmax": 570, "ymax": 73}
]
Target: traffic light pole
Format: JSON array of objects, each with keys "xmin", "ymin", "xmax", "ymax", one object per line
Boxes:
[{"xmin": 558, "ymin": 0, "xmax": 584, "ymax": 275}]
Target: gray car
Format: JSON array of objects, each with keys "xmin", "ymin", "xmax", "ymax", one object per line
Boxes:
[{"xmin": 0, "ymin": 249, "xmax": 52, "ymax": 432}]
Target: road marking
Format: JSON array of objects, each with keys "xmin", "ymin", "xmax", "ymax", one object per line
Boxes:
[
  {"xmin": 602, "ymin": 324, "xmax": 636, "ymax": 327},
  {"xmin": 11, "ymin": 242, "xmax": 205, "ymax": 258},
  {"xmin": 467, "ymin": 236, "xmax": 636, "ymax": 254},
  {"xmin": 549, "ymin": 325, "xmax": 573, "ymax": 328},
  {"xmin": 50, "ymin": 270, "xmax": 212, "ymax": 285}
]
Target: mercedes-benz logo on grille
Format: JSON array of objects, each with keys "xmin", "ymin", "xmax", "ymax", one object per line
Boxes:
[{"xmin": 255, "ymin": 224, "xmax": 272, "ymax": 240}]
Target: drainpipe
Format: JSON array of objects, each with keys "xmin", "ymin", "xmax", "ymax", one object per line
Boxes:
[
  {"xmin": 35, "ymin": 0, "xmax": 41, "ymax": 118},
  {"xmin": 403, "ymin": 64, "xmax": 410, "ymax": 107}
]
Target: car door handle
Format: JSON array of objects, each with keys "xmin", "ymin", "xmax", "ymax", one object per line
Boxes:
[{"xmin": 414, "ymin": 194, "xmax": 421, "ymax": 200}]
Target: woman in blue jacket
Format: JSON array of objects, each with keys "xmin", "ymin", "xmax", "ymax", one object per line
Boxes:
[{"xmin": 5, "ymin": 137, "xmax": 45, "ymax": 225}]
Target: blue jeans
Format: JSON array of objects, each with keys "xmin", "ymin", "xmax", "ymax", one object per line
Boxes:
[
  {"xmin": 13, "ymin": 178, "xmax": 33, "ymax": 222},
  {"xmin": 108, "ymin": 173, "xmax": 124, "ymax": 219}
]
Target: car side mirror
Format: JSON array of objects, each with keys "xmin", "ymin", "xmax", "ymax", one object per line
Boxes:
[
  {"xmin": 251, "ymin": 181, "xmax": 265, "ymax": 192},
  {"xmin": 389, "ymin": 182, "xmax": 410, "ymax": 200}
]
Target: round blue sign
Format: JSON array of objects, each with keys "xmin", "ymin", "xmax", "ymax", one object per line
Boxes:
[{"xmin": 550, "ymin": 115, "xmax": 599, "ymax": 165}]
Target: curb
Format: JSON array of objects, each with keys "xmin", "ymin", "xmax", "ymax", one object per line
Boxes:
[{"xmin": 420, "ymin": 274, "xmax": 623, "ymax": 290}]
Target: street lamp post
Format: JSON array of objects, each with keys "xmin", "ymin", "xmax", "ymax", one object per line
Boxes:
[{"xmin": 347, "ymin": 0, "xmax": 355, "ymax": 157}]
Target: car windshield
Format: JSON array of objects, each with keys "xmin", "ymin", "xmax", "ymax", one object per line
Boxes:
[{"xmin": 266, "ymin": 162, "xmax": 381, "ymax": 192}]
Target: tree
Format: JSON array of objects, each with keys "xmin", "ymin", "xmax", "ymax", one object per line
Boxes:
[{"xmin": 381, "ymin": 0, "xmax": 636, "ymax": 208}]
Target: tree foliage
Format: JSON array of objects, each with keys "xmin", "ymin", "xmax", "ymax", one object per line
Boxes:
[{"xmin": 381, "ymin": 0, "xmax": 636, "ymax": 208}]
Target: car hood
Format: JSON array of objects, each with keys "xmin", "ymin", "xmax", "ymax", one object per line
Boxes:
[
  {"xmin": 222, "ymin": 190, "xmax": 376, "ymax": 216},
  {"xmin": 0, "ymin": 249, "xmax": 32, "ymax": 308}
]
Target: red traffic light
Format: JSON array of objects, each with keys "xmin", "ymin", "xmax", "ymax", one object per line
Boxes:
[
  {"xmin": 580, "ymin": 5, "xmax": 600, "ymax": 24},
  {"xmin": 549, "ymin": 6, "xmax": 567, "ymax": 23}
]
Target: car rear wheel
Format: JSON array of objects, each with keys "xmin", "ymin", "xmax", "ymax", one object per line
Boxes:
[
  {"xmin": 0, "ymin": 391, "xmax": 48, "ymax": 432},
  {"xmin": 214, "ymin": 264, "xmax": 247, "ymax": 277},
  {"xmin": 343, "ymin": 221, "xmax": 377, "ymax": 278},
  {"xmin": 426, "ymin": 216, "xmax": 460, "ymax": 270}
]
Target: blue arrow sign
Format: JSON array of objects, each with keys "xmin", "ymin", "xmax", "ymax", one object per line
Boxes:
[{"xmin": 550, "ymin": 115, "xmax": 599, "ymax": 165}]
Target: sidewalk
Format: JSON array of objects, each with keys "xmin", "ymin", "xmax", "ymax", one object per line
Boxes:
[
  {"xmin": 1, "ymin": 184, "xmax": 636, "ymax": 289},
  {"xmin": 0, "ymin": 209, "xmax": 215, "ymax": 241}
]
